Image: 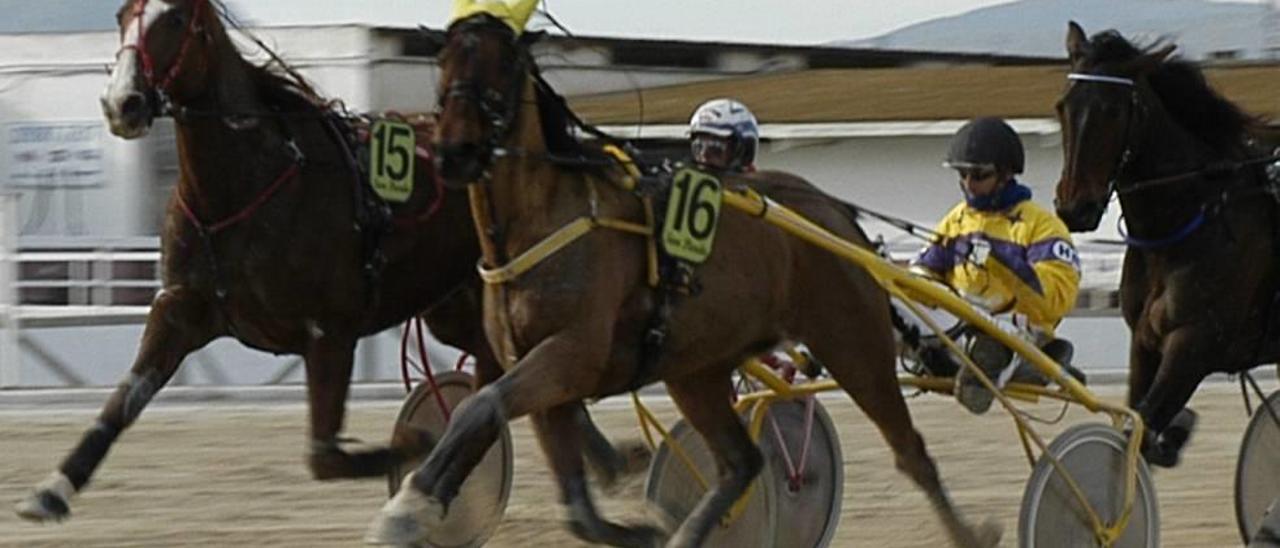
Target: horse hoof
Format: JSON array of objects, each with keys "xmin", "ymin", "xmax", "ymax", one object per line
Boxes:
[
  {"xmin": 971, "ymin": 518, "xmax": 1003, "ymax": 548},
  {"xmin": 365, "ymin": 473, "xmax": 445, "ymax": 546},
  {"xmin": 1160, "ymin": 408, "xmax": 1198, "ymax": 452},
  {"xmin": 14, "ymin": 489, "xmax": 70, "ymax": 523}
]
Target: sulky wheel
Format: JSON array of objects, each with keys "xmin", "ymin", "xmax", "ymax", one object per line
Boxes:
[
  {"xmin": 387, "ymin": 370, "xmax": 513, "ymax": 548},
  {"xmin": 1019, "ymin": 423, "xmax": 1159, "ymax": 547},
  {"xmin": 645, "ymin": 416, "xmax": 778, "ymax": 547},
  {"xmin": 1235, "ymin": 390, "xmax": 1280, "ymax": 543},
  {"xmin": 756, "ymin": 398, "xmax": 843, "ymax": 548}
]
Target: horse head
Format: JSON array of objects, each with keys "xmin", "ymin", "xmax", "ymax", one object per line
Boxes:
[
  {"xmin": 433, "ymin": 0, "xmax": 540, "ymax": 186},
  {"xmin": 102, "ymin": 0, "xmax": 217, "ymax": 138},
  {"xmin": 1053, "ymin": 21, "xmax": 1174, "ymax": 231}
]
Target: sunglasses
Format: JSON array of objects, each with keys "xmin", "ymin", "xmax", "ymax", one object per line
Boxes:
[{"xmin": 956, "ymin": 167, "xmax": 997, "ymax": 181}]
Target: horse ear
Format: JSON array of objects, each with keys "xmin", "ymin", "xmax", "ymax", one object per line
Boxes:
[
  {"xmin": 1126, "ymin": 43, "xmax": 1176, "ymax": 75},
  {"xmin": 1066, "ymin": 21, "xmax": 1087, "ymax": 64},
  {"xmin": 519, "ymin": 29, "xmax": 546, "ymax": 47},
  {"xmin": 507, "ymin": 0, "xmax": 539, "ymax": 32}
]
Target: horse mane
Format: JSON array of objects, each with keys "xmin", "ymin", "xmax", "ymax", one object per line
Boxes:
[
  {"xmin": 247, "ymin": 60, "xmax": 330, "ymax": 113},
  {"xmin": 527, "ymin": 60, "xmax": 622, "ymax": 166},
  {"xmin": 210, "ymin": 0, "xmax": 330, "ymax": 114},
  {"xmin": 1086, "ymin": 30, "xmax": 1262, "ymax": 153}
]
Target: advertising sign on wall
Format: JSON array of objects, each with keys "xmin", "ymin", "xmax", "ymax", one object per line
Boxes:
[{"xmin": 6, "ymin": 122, "xmax": 105, "ymax": 188}]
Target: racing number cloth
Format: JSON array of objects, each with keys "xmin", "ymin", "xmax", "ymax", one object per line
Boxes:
[
  {"xmin": 661, "ymin": 167, "xmax": 723, "ymax": 264},
  {"xmin": 912, "ymin": 200, "xmax": 1081, "ymax": 335},
  {"xmin": 370, "ymin": 120, "xmax": 415, "ymax": 203}
]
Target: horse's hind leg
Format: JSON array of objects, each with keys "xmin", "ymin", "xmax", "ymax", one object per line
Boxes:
[
  {"xmin": 533, "ymin": 403, "xmax": 664, "ymax": 547},
  {"xmin": 14, "ymin": 288, "xmax": 218, "ymax": 522},
  {"xmin": 663, "ymin": 369, "xmax": 764, "ymax": 548},
  {"xmin": 304, "ymin": 335, "xmax": 406, "ymax": 479},
  {"xmin": 811, "ymin": 321, "xmax": 1001, "ymax": 547}
]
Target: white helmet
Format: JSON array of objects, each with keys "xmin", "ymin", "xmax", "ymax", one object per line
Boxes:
[{"xmin": 688, "ymin": 98, "xmax": 759, "ymax": 170}]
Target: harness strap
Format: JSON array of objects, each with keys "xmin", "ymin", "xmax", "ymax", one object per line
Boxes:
[{"xmin": 477, "ymin": 215, "xmax": 651, "ymax": 284}]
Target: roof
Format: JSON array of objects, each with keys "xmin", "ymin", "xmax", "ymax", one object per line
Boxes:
[{"xmin": 567, "ymin": 64, "xmax": 1280, "ymax": 126}]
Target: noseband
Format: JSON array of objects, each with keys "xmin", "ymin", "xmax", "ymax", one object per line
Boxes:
[{"xmin": 115, "ymin": 0, "xmax": 209, "ymax": 111}]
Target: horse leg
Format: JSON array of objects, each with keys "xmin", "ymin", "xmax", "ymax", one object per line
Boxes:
[
  {"xmin": 367, "ymin": 327, "xmax": 614, "ymax": 544},
  {"xmin": 303, "ymin": 335, "xmax": 404, "ymax": 479},
  {"xmin": 14, "ymin": 288, "xmax": 218, "ymax": 522},
  {"xmin": 811, "ymin": 325, "xmax": 1000, "ymax": 547},
  {"xmin": 478, "ymin": 347, "xmax": 647, "ymax": 492},
  {"xmin": 579, "ymin": 404, "xmax": 651, "ymax": 491},
  {"xmin": 1134, "ymin": 329, "xmax": 1213, "ymax": 468},
  {"xmin": 433, "ymin": 298, "xmax": 648, "ymax": 491},
  {"xmin": 663, "ymin": 370, "xmax": 763, "ymax": 548},
  {"xmin": 532, "ymin": 403, "xmax": 664, "ymax": 547}
]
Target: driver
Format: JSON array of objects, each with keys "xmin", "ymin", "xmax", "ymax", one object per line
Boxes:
[{"xmin": 899, "ymin": 117, "xmax": 1085, "ymax": 414}]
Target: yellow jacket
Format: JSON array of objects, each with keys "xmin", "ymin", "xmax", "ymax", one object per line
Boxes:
[{"xmin": 912, "ymin": 196, "xmax": 1081, "ymax": 334}]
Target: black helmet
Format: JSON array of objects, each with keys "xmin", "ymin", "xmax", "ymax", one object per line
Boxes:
[{"xmin": 945, "ymin": 117, "xmax": 1025, "ymax": 174}]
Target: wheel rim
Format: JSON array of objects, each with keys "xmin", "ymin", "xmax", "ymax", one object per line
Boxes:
[
  {"xmin": 387, "ymin": 371, "xmax": 514, "ymax": 548},
  {"xmin": 645, "ymin": 418, "xmax": 778, "ymax": 547},
  {"xmin": 1019, "ymin": 423, "xmax": 1159, "ymax": 548},
  {"xmin": 1235, "ymin": 390, "xmax": 1280, "ymax": 543},
  {"xmin": 757, "ymin": 398, "xmax": 843, "ymax": 548}
]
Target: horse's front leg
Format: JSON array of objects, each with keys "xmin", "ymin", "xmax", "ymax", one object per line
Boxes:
[
  {"xmin": 14, "ymin": 288, "xmax": 219, "ymax": 522},
  {"xmin": 1135, "ymin": 327, "xmax": 1214, "ymax": 467},
  {"xmin": 304, "ymin": 334, "xmax": 408, "ymax": 479},
  {"xmin": 366, "ymin": 326, "xmax": 617, "ymax": 545}
]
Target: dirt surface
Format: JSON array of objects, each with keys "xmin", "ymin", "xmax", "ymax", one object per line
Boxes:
[{"xmin": 0, "ymin": 381, "xmax": 1273, "ymax": 547}]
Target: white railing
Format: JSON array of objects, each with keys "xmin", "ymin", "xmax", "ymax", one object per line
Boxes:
[{"xmin": 0, "ymin": 195, "xmax": 17, "ymax": 387}]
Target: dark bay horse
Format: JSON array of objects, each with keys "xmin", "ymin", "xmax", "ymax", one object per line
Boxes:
[
  {"xmin": 1054, "ymin": 22, "xmax": 1280, "ymax": 466},
  {"xmin": 15, "ymin": 0, "xmax": 637, "ymax": 523},
  {"xmin": 367, "ymin": 9, "xmax": 999, "ymax": 548}
]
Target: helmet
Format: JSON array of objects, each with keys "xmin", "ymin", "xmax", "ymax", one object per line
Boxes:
[
  {"xmin": 688, "ymin": 98, "xmax": 759, "ymax": 170},
  {"xmin": 945, "ymin": 117, "xmax": 1025, "ymax": 174}
]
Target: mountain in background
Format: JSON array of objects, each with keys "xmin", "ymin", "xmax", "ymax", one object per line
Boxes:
[{"xmin": 844, "ymin": 0, "xmax": 1278, "ymax": 61}]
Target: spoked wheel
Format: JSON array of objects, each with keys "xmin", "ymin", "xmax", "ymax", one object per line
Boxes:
[
  {"xmin": 757, "ymin": 398, "xmax": 843, "ymax": 548},
  {"xmin": 1235, "ymin": 390, "xmax": 1280, "ymax": 543},
  {"xmin": 645, "ymin": 417, "xmax": 778, "ymax": 547},
  {"xmin": 1019, "ymin": 423, "xmax": 1159, "ymax": 547},
  {"xmin": 387, "ymin": 370, "xmax": 513, "ymax": 548}
]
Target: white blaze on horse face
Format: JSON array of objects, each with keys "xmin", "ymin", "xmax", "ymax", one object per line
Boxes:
[{"xmin": 101, "ymin": 1, "xmax": 175, "ymax": 138}]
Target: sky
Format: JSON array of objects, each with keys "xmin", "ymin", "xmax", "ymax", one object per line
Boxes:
[
  {"xmin": 223, "ymin": 0, "xmax": 1274, "ymax": 45},
  {"xmin": 219, "ymin": 0, "xmax": 1024, "ymax": 44}
]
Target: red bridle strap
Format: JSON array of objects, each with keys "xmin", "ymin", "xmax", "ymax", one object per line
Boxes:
[
  {"xmin": 176, "ymin": 161, "xmax": 302, "ymax": 235},
  {"xmin": 117, "ymin": 0, "xmax": 208, "ymax": 96}
]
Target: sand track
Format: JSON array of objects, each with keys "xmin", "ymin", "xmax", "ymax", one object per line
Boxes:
[{"xmin": 0, "ymin": 382, "xmax": 1271, "ymax": 547}]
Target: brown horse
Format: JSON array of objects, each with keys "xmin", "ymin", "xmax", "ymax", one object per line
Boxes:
[
  {"xmin": 15, "ymin": 0, "xmax": 638, "ymax": 523},
  {"xmin": 1054, "ymin": 22, "xmax": 1280, "ymax": 467},
  {"xmin": 367, "ymin": 9, "xmax": 999, "ymax": 548}
]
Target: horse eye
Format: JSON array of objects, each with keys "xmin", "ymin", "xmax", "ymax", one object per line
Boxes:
[{"xmin": 168, "ymin": 12, "xmax": 188, "ymax": 28}]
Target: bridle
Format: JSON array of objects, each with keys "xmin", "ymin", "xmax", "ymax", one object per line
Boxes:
[
  {"xmin": 438, "ymin": 17, "xmax": 531, "ymax": 176},
  {"xmin": 115, "ymin": 0, "xmax": 210, "ymax": 113},
  {"xmin": 1064, "ymin": 71, "xmax": 1280, "ymax": 248},
  {"xmin": 1063, "ymin": 72, "xmax": 1145, "ymax": 204}
]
